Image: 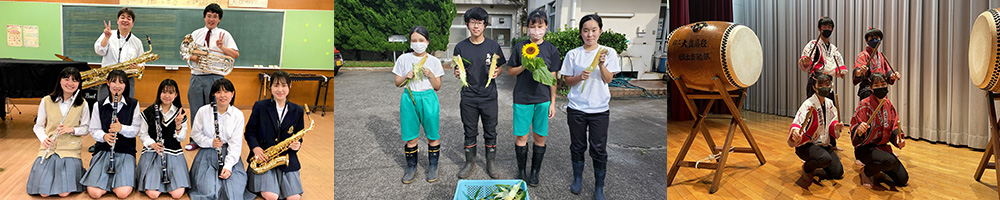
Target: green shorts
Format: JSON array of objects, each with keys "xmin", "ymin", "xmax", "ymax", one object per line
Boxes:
[
  {"xmin": 400, "ymin": 89, "xmax": 440, "ymax": 141},
  {"xmin": 512, "ymin": 101, "xmax": 551, "ymax": 137}
]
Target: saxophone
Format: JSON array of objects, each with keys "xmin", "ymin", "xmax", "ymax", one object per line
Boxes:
[
  {"xmin": 82, "ymin": 36, "xmax": 157, "ymax": 89},
  {"xmin": 250, "ymin": 104, "xmax": 314, "ymax": 174},
  {"xmin": 180, "ymin": 34, "xmax": 235, "ymax": 75}
]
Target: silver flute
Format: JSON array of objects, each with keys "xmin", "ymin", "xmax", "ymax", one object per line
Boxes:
[{"xmin": 40, "ymin": 89, "xmax": 79, "ymax": 164}]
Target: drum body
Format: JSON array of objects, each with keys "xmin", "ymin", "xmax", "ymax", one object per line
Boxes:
[
  {"xmin": 666, "ymin": 21, "xmax": 763, "ymax": 92},
  {"xmin": 970, "ymin": 8, "xmax": 1000, "ymax": 92}
]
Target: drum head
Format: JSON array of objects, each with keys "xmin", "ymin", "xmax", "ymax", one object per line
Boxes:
[
  {"xmin": 726, "ymin": 25, "xmax": 763, "ymax": 87},
  {"xmin": 970, "ymin": 11, "xmax": 996, "ymax": 87}
]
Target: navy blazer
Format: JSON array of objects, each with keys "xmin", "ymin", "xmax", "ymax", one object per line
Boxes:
[{"xmin": 245, "ymin": 99, "xmax": 305, "ymax": 172}]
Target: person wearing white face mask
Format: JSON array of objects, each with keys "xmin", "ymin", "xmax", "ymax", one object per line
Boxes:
[
  {"xmin": 392, "ymin": 26, "xmax": 444, "ymax": 184},
  {"xmin": 506, "ymin": 9, "xmax": 561, "ymax": 187}
]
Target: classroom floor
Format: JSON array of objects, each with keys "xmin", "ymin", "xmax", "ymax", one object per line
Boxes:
[
  {"xmin": 667, "ymin": 111, "xmax": 1000, "ymax": 199},
  {"xmin": 0, "ymin": 102, "xmax": 334, "ymax": 199}
]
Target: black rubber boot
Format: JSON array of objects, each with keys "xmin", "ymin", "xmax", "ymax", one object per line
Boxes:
[
  {"xmin": 457, "ymin": 146, "xmax": 477, "ymax": 179},
  {"xmin": 527, "ymin": 145, "xmax": 546, "ymax": 187},
  {"xmin": 426, "ymin": 145, "xmax": 440, "ymax": 182},
  {"xmin": 401, "ymin": 145, "xmax": 419, "ymax": 184},
  {"xmin": 594, "ymin": 163, "xmax": 606, "ymax": 200},
  {"xmin": 485, "ymin": 146, "xmax": 499, "ymax": 179},
  {"xmin": 515, "ymin": 145, "xmax": 528, "ymax": 180},
  {"xmin": 570, "ymin": 160, "xmax": 585, "ymax": 194}
]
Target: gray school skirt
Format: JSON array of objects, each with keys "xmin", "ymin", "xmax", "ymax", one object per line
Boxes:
[
  {"xmin": 246, "ymin": 167, "xmax": 304, "ymax": 199},
  {"xmin": 136, "ymin": 150, "xmax": 191, "ymax": 192},
  {"xmin": 79, "ymin": 151, "xmax": 136, "ymax": 191},
  {"xmin": 26, "ymin": 154, "xmax": 85, "ymax": 195},
  {"xmin": 188, "ymin": 146, "xmax": 255, "ymax": 200}
]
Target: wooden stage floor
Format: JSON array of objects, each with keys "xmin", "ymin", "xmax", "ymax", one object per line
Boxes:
[
  {"xmin": 667, "ymin": 111, "xmax": 1000, "ymax": 199},
  {"xmin": 0, "ymin": 102, "xmax": 334, "ymax": 199}
]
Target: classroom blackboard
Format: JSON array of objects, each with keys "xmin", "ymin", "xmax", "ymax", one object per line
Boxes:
[{"xmin": 61, "ymin": 4, "xmax": 283, "ymax": 67}]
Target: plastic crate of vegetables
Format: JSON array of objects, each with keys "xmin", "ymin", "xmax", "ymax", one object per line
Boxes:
[{"xmin": 454, "ymin": 179, "xmax": 529, "ymax": 200}]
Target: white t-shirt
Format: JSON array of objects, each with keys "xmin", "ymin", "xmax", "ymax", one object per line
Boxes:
[
  {"xmin": 559, "ymin": 45, "xmax": 621, "ymax": 114},
  {"xmin": 392, "ymin": 53, "xmax": 445, "ymax": 92}
]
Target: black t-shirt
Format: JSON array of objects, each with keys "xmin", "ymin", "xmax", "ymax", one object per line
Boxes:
[
  {"xmin": 507, "ymin": 40, "xmax": 561, "ymax": 104},
  {"xmin": 454, "ymin": 38, "xmax": 506, "ymax": 101}
]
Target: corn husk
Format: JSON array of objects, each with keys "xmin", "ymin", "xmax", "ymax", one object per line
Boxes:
[
  {"xmin": 580, "ymin": 47, "xmax": 609, "ymax": 91},
  {"xmin": 455, "ymin": 54, "xmax": 469, "ymax": 88},
  {"xmin": 485, "ymin": 54, "xmax": 499, "ymax": 88}
]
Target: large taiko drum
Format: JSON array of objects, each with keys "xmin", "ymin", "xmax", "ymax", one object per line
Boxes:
[
  {"xmin": 666, "ymin": 21, "xmax": 763, "ymax": 92},
  {"xmin": 970, "ymin": 8, "xmax": 1000, "ymax": 92}
]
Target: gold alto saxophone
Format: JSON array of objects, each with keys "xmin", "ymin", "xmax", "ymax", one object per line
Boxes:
[
  {"xmin": 180, "ymin": 34, "xmax": 234, "ymax": 75},
  {"xmin": 250, "ymin": 104, "xmax": 315, "ymax": 174},
  {"xmin": 82, "ymin": 36, "xmax": 157, "ymax": 89}
]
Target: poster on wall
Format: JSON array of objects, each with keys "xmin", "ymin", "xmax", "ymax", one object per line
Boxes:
[
  {"xmin": 22, "ymin": 25, "xmax": 38, "ymax": 48},
  {"xmin": 7, "ymin": 24, "xmax": 22, "ymax": 47},
  {"xmin": 229, "ymin": 0, "xmax": 267, "ymax": 8}
]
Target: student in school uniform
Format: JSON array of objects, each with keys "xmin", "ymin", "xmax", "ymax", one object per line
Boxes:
[
  {"xmin": 506, "ymin": 9, "xmax": 561, "ymax": 187},
  {"xmin": 453, "ymin": 6, "xmax": 506, "ymax": 179},
  {"xmin": 181, "ymin": 3, "xmax": 240, "ymax": 151},
  {"xmin": 245, "ymin": 71, "xmax": 307, "ymax": 199},
  {"xmin": 392, "ymin": 26, "xmax": 445, "ymax": 184},
  {"xmin": 26, "ymin": 67, "xmax": 90, "ymax": 197},
  {"xmin": 188, "ymin": 78, "xmax": 252, "ymax": 200},
  {"xmin": 559, "ymin": 14, "xmax": 620, "ymax": 200},
  {"xmin": 80, "ymin": 70, "xmax": 142, "ymax": 199},
  {"xmin": 136, "ymin": 79, "xmax": 190, "ymax": 199},
  {"xmin": 94, "ymin": 7, "xmax": 142, "ymax": 100}
]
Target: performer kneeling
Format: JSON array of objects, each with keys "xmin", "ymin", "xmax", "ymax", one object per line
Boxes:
[
  {"xmin": 245, "ymin": 71, "xmax": 306, "ymax": 200},
  {"xmin": 27, "ymin": 67, "xmax": 90, "ymax": 197},
  {"xmin": 850, "ymin": 73, "xmax": 908, "ymax": 188},
  {"xmin": 136, "ymin": 79, "xmax": 190, "ymax": 199},
  {"xmin": 81, "ymin": 70, "xmax": 142, "ymax": 199},
  {"xmin": 787, "ymin": 72, "xmax": 844, "ymax": 189}
]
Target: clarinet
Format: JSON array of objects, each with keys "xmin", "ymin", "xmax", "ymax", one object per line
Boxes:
[
  {"xmin": 212, "ymin": 101, "xmax": 225, "ymax": 178},
  {"xmin": 107, "ymin": 93, "xmax": 119, "ymax": 174},
  {"xmin": 154, "ymin": 104, "xmax": 170, "ymax": 184}
]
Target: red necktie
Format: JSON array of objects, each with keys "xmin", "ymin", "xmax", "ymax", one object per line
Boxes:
[{"xmin": 205, "ymin": 29, "xmax": 212, "ymax": 47}]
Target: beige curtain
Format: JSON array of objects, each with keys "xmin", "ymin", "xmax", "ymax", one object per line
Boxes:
[{"xmin": 731, "ymin": 0, "xmax": 1000, "ymax": 149}]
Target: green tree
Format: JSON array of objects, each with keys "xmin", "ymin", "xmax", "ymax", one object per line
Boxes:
[{"xmin": 335, "ymin": 0, "xmax": 456, "ymax": 52}]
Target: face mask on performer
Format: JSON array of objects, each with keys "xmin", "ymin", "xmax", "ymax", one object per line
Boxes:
[
  {"xmin": 870, "ymin": 73, "xmax": 889, "ymax": 99},
  {"xmin": 868, "ymin": 38, "xmax": 880, "ymax": 49}
]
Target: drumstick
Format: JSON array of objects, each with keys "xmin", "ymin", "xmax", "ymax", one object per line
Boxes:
[
  {"xmin": 792, "ymin": 107, "xmax": 816, "ymax": 145},
  {"xmin": 866, "ymin": 98, "xmax": 886, "ymax": 125},
  {"xmin": 806, "ymin": 33, "xmax": 824, "ymax": 69}
]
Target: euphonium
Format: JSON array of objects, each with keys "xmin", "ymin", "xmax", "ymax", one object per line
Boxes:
[
  {"xmin": 250, "ymin": 104, "xmax": 315, "ymax": 174},
  {"xmin": 81, "ymin": 36, "xmax": 157, "ymax": 89},
  {"xmin": 180, "ymin": 34, "xmax": 234, "ymax": 75}
]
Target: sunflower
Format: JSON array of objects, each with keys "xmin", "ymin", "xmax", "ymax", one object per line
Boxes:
[{"xmin": 522, "ymin": 42, "xmax": 539, "ymax": 59}]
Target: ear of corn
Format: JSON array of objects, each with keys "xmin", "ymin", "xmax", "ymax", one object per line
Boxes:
[
  {"xmin": 485, "ymin": 54, "xmax": 499, "ymax": 88},
  {"xmin": 580, "ymin": 47, "xmax": 609, "ymax": 91},
  {"xmin": 455, "ymin": 54, "xmax": 469, "ymax": 88},
  {"xmin": 413, "ymin": 55, "xmax": 428, "ymax": 82}
]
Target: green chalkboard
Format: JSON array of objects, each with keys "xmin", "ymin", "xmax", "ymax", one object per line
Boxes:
[{"xmin": 61, "ymin": 4, "xmax": 283, "ymax": 67}]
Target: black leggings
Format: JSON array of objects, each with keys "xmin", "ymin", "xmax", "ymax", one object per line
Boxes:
[
  {"xmin": 855, "ymin": 145, "xmax": 909, "ymax": 186},
  {"xmin": 795, "ymin": 143, "xmax": 844, "ymax": 180}
]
